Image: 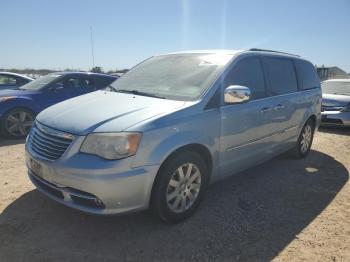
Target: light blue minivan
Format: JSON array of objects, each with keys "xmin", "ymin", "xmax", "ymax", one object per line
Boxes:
[{"xmin": 25, "ymin": 49, "xmax": 321, "ymax": 223}]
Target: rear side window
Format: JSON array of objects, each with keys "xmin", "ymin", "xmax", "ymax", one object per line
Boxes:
[
  {"xmin": 295, "ymin": 60, "xmax": 320, "ymax": 90},
  {"xmin": 94, "ymin": 76, "xmax": 115, "ymax": 90},
  {"xmin": 57, "ymin": 76, "xmax": 93, "ymax": 90},
  {"xmin": 224, "ymin": 57, "xmax": 266, "ymax": 100},
  {"xmin": 0, "ymin": 75, "xmax": 17, "ymax": 86},
  {"xmin": 263, "ymin": 57, "xmax": 298, "ymax": 96}
]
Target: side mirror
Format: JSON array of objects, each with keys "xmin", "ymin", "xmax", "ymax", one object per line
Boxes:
[{"xmin": 224, "ymin": 85, "xmax": 251, "ymax": 104}]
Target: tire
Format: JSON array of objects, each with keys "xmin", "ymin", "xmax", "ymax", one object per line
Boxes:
[
  {"xmin": 151, "ymin": 151, "xmax": 208, "ymax": 223},
  {"xmin": 1, "ymin": 108, "xmax": 34, "ymax": 138},
  {"xmin": 291, "ymin": 119, "xmax": 315, "ymax": 159}
]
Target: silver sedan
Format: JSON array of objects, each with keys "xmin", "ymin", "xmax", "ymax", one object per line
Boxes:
[{"xmin": 321, "ymin": 79, "xmax": 350, "ymax": 126}]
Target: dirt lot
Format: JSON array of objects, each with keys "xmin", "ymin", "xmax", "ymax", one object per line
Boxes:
[{"xmin": 0, "ymin": 128, "xmax": 349, "ymax": 262}]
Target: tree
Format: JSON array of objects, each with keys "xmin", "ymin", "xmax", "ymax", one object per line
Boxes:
[{"xmin": 91, "ymin": 66, "xmax": 103, "ymax": 73}]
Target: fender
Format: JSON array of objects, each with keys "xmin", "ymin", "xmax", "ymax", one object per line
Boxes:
[
  {"xmin": 0, "ymin": 97, "xmax": 37, "ymax": 117},
  {"xmin": 131, "ymin": 111, "xmax": 220, "ymax": 172},
  {"xmin": 150, "ymin": 130, "xmax": 215, "ymax": 165}
]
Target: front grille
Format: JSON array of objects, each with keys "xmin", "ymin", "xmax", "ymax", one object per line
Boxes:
[
  {"xmin": 28, "ymin": 122, "xmax": 75, "ymax": 161},
  {"xmin": 321, "ymin": 106, "xmax": 344, "ymax": 112}
]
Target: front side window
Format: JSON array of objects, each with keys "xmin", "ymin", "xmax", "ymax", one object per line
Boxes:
[
  {"xmin": 224, "ymin": 57, "xmax": 266, "ymax": 100},
  {"xmin": 20, "ymin": 74, "xmax": 62, "ymax": 90},
  {"xmin": 108, "ymin": 53, "xmax": 234, "ymax": 101},
  {"xmin": 263, "ymin": 57, "xmax": 298, "ymax": 96},
  {"xmin": 56, "ymin": 76, "xmax": 93, "ymax": 90}
]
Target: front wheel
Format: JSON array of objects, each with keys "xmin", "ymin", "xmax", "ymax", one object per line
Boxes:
[
  {"xmin": 151, "ymin": 151, "xmax": 208, "ymax": 223},
  {"xmin": 291, "ymin": 119, "xmax": 315, "ymax": 158},
  {"xmin": 1, "ymin": 108, "xmax": 34, "ymax": 138}
]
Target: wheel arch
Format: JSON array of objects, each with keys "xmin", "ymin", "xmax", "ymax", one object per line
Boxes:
[
  {"xmin": 3, "ymin": 106, "xmax": 36, "ymax": 116},
  {"xmin": 308, "ymin": 114, "xmax": 316, "ymax": 128},
  {"xmin": 149, "ymin": 143, "xmax": 214, "ymax": 201},
  {"xmin": 296, "ymin": 114, "xmax": 317, "ymax": 139},
  {"xmin": 159, "ymin": 143, "xmax": 214, "ymax": 179}
]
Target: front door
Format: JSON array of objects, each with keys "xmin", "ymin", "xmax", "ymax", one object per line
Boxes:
[{"xmin": 219, "ymin": 56, "xmax": 274, "ymax": 177}]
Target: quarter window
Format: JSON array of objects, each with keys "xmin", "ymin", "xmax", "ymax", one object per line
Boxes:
[
  {"xmin": 224, "ymin": 57, "xmax": 266, "ymax": 100},
  {"xmin": 295, "ymin": 60, "xmax": 320, "ymax": 90},
  {"xmin": 263, "ymin": 57, "xmax": 298, "ymax": 95}
]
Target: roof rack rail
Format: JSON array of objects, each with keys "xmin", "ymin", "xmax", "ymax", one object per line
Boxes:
[{"xmin": 248, "ymin": 48, "xmax": 300, "ymax": 57}]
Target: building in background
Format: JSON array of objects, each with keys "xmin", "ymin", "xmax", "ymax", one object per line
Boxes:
[{"xmin": 316, "ymin": 66, "xmax": 349, "ymax": 81}]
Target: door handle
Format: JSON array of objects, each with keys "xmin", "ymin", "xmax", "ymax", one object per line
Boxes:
[
  {"xmin": 273, "ymin": 104, "xmax": 285, "ymax": 111},
  {"xmin": 260, "ymin": 107, "xmax": 271, "ymax": 113}
]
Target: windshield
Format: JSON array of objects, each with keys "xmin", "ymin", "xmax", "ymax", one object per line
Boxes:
[
  {"xmin": 20, "ymin": 74, "xmax": 62, "ymax": 90},
  {"xmin": 322, "ymin": 81, "xmax": 350, "ymax": 96},
  {"xmin": 108, "ymin": 53, "xmax": 234, "ymax": 101}
]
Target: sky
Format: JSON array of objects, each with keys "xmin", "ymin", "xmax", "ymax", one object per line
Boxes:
[{"xmin": 1, "ymin": 0, "xmax": 350, "ymax": 72}]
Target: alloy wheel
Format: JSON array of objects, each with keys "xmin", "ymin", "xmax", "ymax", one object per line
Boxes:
[
  {"xmin": 5, "ymin": 111, "xmax": 34, "ymax": 137},
  {"xmin": 300, "ymin": 124, "xmax": 312, "ymax": 153},
  {"xmin": 166, "ymin": 163, "xmax": 202, "ymax": 213}
]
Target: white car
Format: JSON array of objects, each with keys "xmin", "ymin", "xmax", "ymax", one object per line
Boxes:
[{"xmin": 321, "ymin": 79, "xmax": 350, "ymax": 126}]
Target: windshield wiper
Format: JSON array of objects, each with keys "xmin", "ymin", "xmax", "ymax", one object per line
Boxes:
[
  {"xmin": 115, "ymin": 89, "xmax": 166, "ymax": 99},
  {"xmin": 105, "ymin": 85, "xmax": 118, "ymax": 92}
]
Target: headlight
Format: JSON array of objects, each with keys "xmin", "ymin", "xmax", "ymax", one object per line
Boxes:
[
  {"xmin": 342, "ymin": 103, "xmax": 350, "ymax": 112},
  {"xmin": 0, "ymin": 96, "xmax": 17, "ymax": 102},
  {"xmin": 80, "ymin": 132, "xmax": 142, "ymax": 160}
]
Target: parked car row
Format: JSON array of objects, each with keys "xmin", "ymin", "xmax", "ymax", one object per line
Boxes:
[
  {"xmin": 24, "ymin": 49, "xmax": 322, "ymax": 222},
  {"xmin": 0, "ymin": 72, "xmax": 118, "ymax": 138}
]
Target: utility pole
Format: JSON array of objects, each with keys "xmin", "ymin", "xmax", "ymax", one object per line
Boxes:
[{"xmin": 90, "ymin": 26, "xmax": 95, "ymax": 70}]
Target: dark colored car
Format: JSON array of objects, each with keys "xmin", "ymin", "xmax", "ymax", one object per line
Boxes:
[
  {"xmin": 0, "ymin": 72, "xmax": 33, "ymax": 90},
  {"xmin": 0, "ymin": 72, "xmax": 118, "ymax": 138}
]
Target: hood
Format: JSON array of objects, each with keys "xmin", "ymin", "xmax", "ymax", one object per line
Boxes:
[
  {"xmin": 0, "ymin": 88, "xmax": 38, "ymax": 97},
  {"xmin": 322, "ymin": 93, "xmax": 350, "ymax": 107},
  {"xmin": 37, "ymin": 90, "xmax": 186, "ymax": 135}
]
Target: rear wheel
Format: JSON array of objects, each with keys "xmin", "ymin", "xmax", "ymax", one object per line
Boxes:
[
  {"xmin": 1, "ymin": 108, "xmax": 34, "ymax": 138},
  {"xmin": 151, "ymin": 151, "xmax": 208, "ymax": 223},
  {"xmin": 291, "ymin": 119, "xmax": 315, "ymax": 158}
]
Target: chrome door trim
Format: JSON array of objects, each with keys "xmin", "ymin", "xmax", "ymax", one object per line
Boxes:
[{"xmin": 225, "ymin": 125, "xmax": 297, "ymax": 151}]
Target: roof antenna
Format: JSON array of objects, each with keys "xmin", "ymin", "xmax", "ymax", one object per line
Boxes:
[{"xmin": 90, "ymin": 26, "xmax": 95, "ymax": 70}]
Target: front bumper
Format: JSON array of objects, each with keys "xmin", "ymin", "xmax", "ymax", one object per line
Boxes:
[
  {"xmin": 321, "ymin": 111, "xmax": 350, "ymax": 126},
  {"xmin": 25, "ymin": 146, "xmax": 160, "ymax": 215}
]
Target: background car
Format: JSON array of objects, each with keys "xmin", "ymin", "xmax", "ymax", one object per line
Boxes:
[
  {"xmin": 321, "ymin": 79, "xmax": 350, "ymax": 126},
  {"xmin": 0, "ymin": 72, "xmax": 118, "ymax": 138},
  {"xmin": 0, "ymin": 72, "xmax": 33, "ymax": 90}
]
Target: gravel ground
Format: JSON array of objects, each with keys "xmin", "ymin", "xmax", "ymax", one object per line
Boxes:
[{"xmin": 0, "ymin": 128, "xmax": 349, "ymax": 262}]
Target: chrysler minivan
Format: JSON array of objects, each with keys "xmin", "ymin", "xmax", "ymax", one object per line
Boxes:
[{"xmin": 25, "ymin": 49, "xmax": 321, "ymax": 223}]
